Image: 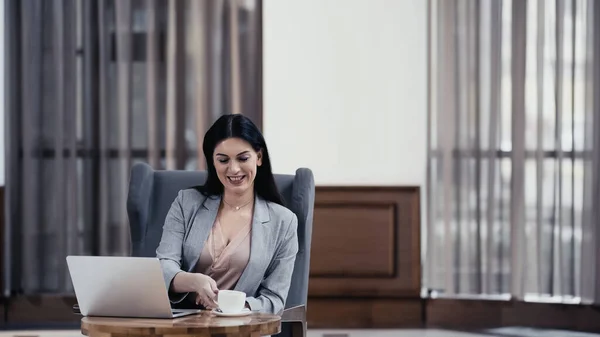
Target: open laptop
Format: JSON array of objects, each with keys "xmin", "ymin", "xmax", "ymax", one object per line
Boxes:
[{"xmin": 66, "ymin": 255, "xmax": 201, "ymax": 319}]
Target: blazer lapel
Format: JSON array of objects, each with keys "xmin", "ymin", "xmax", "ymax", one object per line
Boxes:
[
  {"xmin": 184, "ymin": 195, "xmax": 220, "ymax": 272},
  {"xmin": 234, "ymin": 196, "xmax": 271, "ymax": 293}
]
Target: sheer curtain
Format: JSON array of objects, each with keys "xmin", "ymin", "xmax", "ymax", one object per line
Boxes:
[
  {"xmin": 4, "ymin": 0, "xmax": 262, "ymax": 294},
  {"xmin": 425, "ymin": 0, "xmax": 600, "ymax": 303}
]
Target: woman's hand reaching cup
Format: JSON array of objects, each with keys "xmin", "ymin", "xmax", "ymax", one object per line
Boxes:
[{"xmin": 194, "ymin": 273, "xmax": 219, "ymax": 310}]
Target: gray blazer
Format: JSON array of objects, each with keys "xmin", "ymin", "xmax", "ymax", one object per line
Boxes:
[{"xmin": 156, "ymin": 188, "xmax": 299, "ymax": 315}]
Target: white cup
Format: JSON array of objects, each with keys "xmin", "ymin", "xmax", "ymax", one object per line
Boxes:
[{"xmin": 217, "ymin": 290, "xmax": 246, "ymax": 313}]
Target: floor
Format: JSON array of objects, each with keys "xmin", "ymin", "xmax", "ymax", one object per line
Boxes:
[
  {"xmin": 307, "ymin": 330, "xmax": 493, "ymax": 337},
  {"xmin": 308, "ymin": 329, "xmax": 600, "ymax": 337},
  {"xmin": 0, "ymin": 330, "xmax": 484, "ymax": 337},
  {"xmin": 0, "ymin": 328, "xmax": 598, "ymax": 337}
]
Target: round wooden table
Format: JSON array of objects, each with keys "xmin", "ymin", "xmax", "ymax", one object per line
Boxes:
[{"xmin": 80, "ymin": 311, "xmax": 281, "ymax": 337}]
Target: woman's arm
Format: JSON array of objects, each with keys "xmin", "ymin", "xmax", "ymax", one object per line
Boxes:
[
  {"xmin": 156, "ymin": 190, "xmax": 192, "ymax": 303},
  {"xmin": 156, "ymin": 191, "xmax": 219, "ymax": 307},
  {"xmin": 245, "ymin": 215, "xmax": 299, "ymax": 314},
  {"xmin": 171, "ymin": 271, "xmax": 201, "ymax": 293}
]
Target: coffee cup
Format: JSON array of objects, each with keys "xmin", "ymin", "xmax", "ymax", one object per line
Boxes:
[{"xmin": 217, "ymin": 290, "xmax": 246, "ymax": 313}]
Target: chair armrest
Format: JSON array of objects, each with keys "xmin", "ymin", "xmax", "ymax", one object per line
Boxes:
[
  {"xmin": 281, "ymin": 305, "xmax": 305, "ymax": 323},
  {"xmin": 281, "ymin": 305, "xmax": 306, "ymax": 337}
]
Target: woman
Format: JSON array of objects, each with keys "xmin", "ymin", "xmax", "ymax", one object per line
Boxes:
[{"xmin": 156, "ymin": 114, "xmax": 298, "ymax": 315}]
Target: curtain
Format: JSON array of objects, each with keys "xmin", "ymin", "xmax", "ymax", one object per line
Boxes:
[
  {"xmin": 425, "ymin": 0, "xmax": 600, "ymax": 303},
  {"xmin": 4, "ymin": 0, "xmax": 262, "ymax": 294}
]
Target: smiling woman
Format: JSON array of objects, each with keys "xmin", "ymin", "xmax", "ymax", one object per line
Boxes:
[
  {"xmin": 200, "ymin": 114, "xmax": 283, "ymax": 207},
  {"xmin": 155, "ymin": 114, "xmax": 298, "ymax": 315}
]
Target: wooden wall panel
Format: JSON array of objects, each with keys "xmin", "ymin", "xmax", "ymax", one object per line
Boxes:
[
  {"xmin": 426, "ymin": 298, "xmax": 600, "ymax": 332},
  {"xmin": 307, "ymin": 298, "xmax": 423, "ymax": 329},
  {"xmin": 426, "ymin": 298, "xmax": 504, "ymax": 328},
  {"xmin": 310, "ymin": 203, "xmax": 395, "ymax": 277},
  {"xmin": 307, "ymin": 186, "xmax": 422, "ymax": 328},
  {"xmin": 0, "ymin": 187, "xmax": 4, "ymax": 327},
  {"xmin": 0, "ymin": 188, "xmax": 3, "ymax": 299},
  {"xmin": 309, "ymin": 186, "xmax": 421, "ymax": 298}
]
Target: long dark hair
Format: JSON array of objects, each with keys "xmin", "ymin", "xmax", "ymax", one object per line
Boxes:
[{"xmin": 195, "ymin": 114, "xmax": 283, "ymax": 206}]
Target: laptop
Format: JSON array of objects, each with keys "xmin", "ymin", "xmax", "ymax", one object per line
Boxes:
[{"xmin": 66, "ymin": 255, "xmax": 202, "ymax": 319}]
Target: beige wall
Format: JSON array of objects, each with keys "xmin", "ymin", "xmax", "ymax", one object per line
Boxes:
[{"xmin": 262, "ymin": 0, "xmax": 428, "ymax": 187}]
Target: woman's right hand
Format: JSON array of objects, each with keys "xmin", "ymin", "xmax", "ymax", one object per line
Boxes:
[{"xmin": 194, "ymin": 273, "xmax": 219, "ymax": 309}]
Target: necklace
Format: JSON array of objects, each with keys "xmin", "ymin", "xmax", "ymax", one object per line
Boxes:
[{"xmin": 222, "ymin": 197, "xmax": 253, "ymax": 211}]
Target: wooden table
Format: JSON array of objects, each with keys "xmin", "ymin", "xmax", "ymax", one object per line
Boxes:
[{"xmin": 80, "ymin": 311, "xmax": 281, "ymax": 337}]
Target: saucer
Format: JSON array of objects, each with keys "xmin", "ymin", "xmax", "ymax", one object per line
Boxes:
[{"xmin": 212, "ymin": 308, "xmax": 252, "ymax": 317}]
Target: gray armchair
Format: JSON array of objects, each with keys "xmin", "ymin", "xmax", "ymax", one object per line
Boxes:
[{"xmin": 127, "ymin": 162, "xmax": 314, "ymax": 336}]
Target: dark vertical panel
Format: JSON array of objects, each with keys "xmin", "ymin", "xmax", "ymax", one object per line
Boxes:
[
  {"xmin": 52, "ymin": 0, "xmax": 66, "ymax": 286},
  {"xmin": 254, "ymin": 0, "xmax": 263, "ymax": 130},
  {"xmin": 205, "ymin": 0, "xmax": 217, "ymax": 123},
  {"xmin": 165, "ymin": 0, "xmax": 186, "ymax": 170},
  {"xmin": 66, "ymin": 0, "xmax": 78, "ymax": 291},
  {"xmin": 146, "ymin": 0, "xmax": 160, "ymax": 169},
  {"xmin": 51, "ymin": 0, "xmax": 76, "ymax": 291},
  {"xmin": 229, "ymin": 0, "xmax": 241, "ymax": 115},
  {"xmin": 97, "ymin": 0, "xmax": 110, "ymax": 256},
  {"xmin": 115, "ymin": 0, "xmax": 132, "ymax": 253},
  {"xmin": 62, "ymin": 0, "xmax": 78, "ymax": 291},
  {"xmin": 83, "ymin": 0, "xmax": 100, "ymax": 256},
  {"xmin": 473, "ymin": 0, "xmax": 482, "ymax": 294},
  {"xmin": 20, "ymin": 0, "xmax": 44, "ymax": 293},
  {"xmin": 452, "ymin": 0, "xmax": 462, "ymax": 294},
  {"xmin": 191, "ymin": 0, "xmax": 208, "ymax": 170},
  {"xmin": 510, "ymin": 0, "xmax": 527, "ymax": 298},
  {"xmin": 4, "ymin": 0, "xmax": 23, "ymax": 296},
  {"xmin": 456, "ymin": 0, "xmax": 468, "ymax": 293},
  {"xmin": 486, "ymin": 0, "xmax": 503, "ymax": 294},
  {"xmin": 221, "ymin": 0, "xmax": 231, "ymax": 115},
  {"xmin": 580, "ymin": 0, "xmax": 595, "ymax": 304},
  {"xmin": 211, "ymin": 0, "xmax": 224, "ymax": 120},
  {"xmin": 460, "ymin": 0, "xmax": 472, "ymax": 293}
]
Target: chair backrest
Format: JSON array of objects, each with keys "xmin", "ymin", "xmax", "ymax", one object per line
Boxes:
[{"xmin": 126, "ymin": 162, "xmax": 315, "ymax": 309}]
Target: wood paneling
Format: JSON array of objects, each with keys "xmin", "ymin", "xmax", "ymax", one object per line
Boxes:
[
  {"xmin": 0, "ymin": 187, "xmax": 3, "ymax": 327},
  {"xmin": 309, "ymin": 186, "xmax": 421, "ymax": 298},
  {"xmin": 307, "ymin": 298, "xmax": 423, "ymax": 329},
  {"xmin": 426, "ymin": 298, "xmax": 504, "ymax": 328},
  {"xmin": 307, "ymin": 186, "xmax": 422, "ymax": 328},
  {"xmin": 310, "ymin": 203, "xmax": 395, "ymax": 278},
  {"xmin": 426, "ymin": 298, "xmax": 600, "ymax": 332},
  {"xmin": 0, "ymin": 187, "xmax": 4, "ymax": 300}
]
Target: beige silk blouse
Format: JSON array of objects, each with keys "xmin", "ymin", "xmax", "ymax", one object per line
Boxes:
[{"xmin": 195, "ymin": 218, "xmax": 251, "ymax": 290}]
